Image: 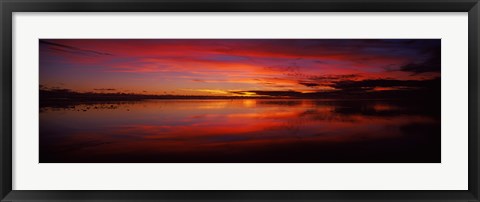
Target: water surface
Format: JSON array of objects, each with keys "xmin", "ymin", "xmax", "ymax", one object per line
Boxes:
[{"xmin": 40, "ymin": 99, "xmax": 440, "ymax": 163}]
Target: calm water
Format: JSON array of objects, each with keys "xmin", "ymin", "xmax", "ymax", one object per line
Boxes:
[{"xmin": 40, "ymin": 99, "xmax": 440, "ymax": 163}]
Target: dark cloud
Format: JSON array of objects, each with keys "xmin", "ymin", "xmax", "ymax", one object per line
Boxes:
[
  {"xmin": 40, "ymin": 40, "xmax": 113, "ymax": 56},
  {"xmin": 297, "ymin": 74, "xmax": 359, "ymax": 88},
  {"xmin": 309, "ymin": 74, "xmax": 358, "ymax": 81},
  {"xmin": 230, "ymin": 90, "xmax": 303, "ymax": 97},
  {"xmin": 298, "ymin": 82, "xmax": 320, "ymax": 87},
  {"xmin": 330, "ymin": 78, "xmax": 440, "ymax": 91},
  {"xmin": 399, "ymin": 55, "xmax": 440, "ymax": 74},
  {"xmin": 230, "ymin": 78, "xmax": 439, "ymax": 99},
  {"xmin": 398, "ymin": 43, "xmax": 440, "ymax": 74},
  {"xmin": 263, "ymin": 39, "xmax": 440, "ymax": 59},
  {"xmin": 265, "ymin": 65, "xmax": 302, "ymax": 75},
  {"xmin": 94, "ymin": 88, "xmax": 116, "ymax": 91}
]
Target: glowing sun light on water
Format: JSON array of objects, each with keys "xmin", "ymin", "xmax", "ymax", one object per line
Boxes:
[{"xmin": 242, "ymin": 100, "xmax": 257, "ymax": 107}]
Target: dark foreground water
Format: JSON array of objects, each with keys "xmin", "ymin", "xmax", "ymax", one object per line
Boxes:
[{"xmin": 40, "ymin": 99, "xmax": 440, "ymax": 163}]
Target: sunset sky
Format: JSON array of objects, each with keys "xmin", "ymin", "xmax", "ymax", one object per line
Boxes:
[{"xmin": 39, "ymin": 39, "xmax": 440, "ymax": 96}]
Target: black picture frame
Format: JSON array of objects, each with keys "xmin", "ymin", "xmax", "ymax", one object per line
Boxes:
[{"xmin": 1, "ymin": 0, "xmax": 479, "ymax": 201}]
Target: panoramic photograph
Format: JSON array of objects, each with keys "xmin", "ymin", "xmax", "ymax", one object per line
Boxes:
[{"xmin": 39, "ymin": 39, "xmax": 441, "ymax": 163}]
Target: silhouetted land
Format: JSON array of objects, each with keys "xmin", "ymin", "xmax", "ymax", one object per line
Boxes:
[
  {"xmin": 40, "ymin": 82, "xmax": 440, "ymax": 109},
  {"xmin": 40, "ymin": 79, "xmax": 441, "ymax": 102}
]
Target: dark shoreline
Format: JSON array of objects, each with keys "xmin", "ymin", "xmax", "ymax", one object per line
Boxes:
[{"xmin": 39, "ymin": 87, "xmax": 440, "ymax": 110}]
